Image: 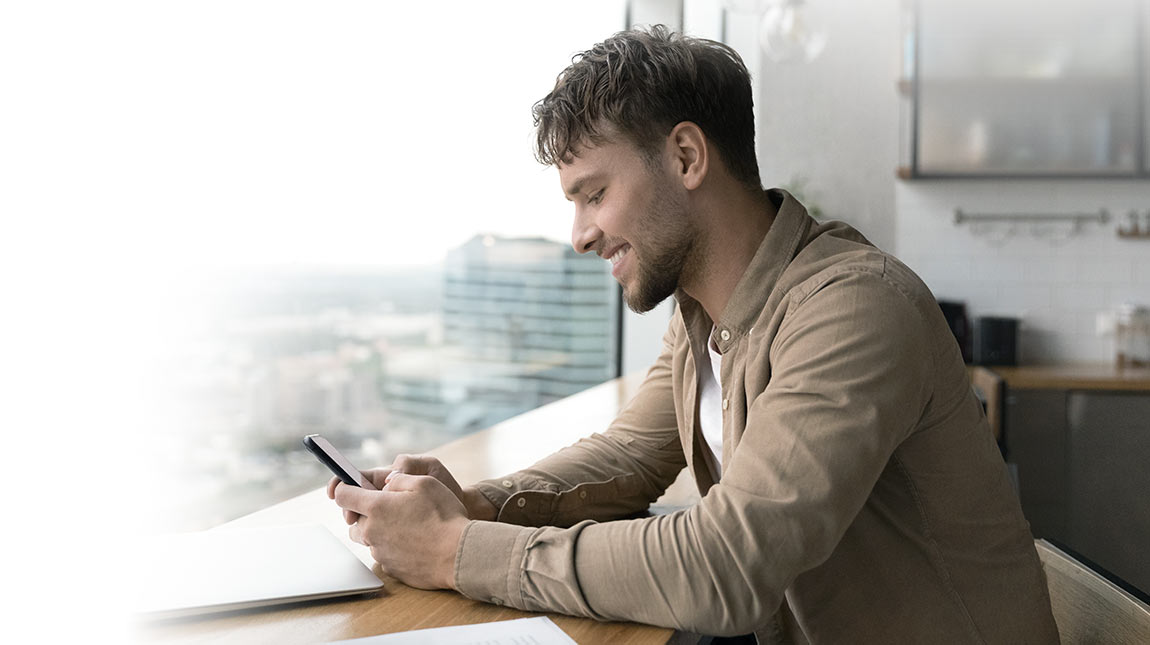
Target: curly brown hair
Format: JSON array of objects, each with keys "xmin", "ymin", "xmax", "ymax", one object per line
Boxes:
[{"xmin": 532, "ymin": 25, "xmax": 760, "ymax": 189}]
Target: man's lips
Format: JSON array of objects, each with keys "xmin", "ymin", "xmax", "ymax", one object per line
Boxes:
[
  {"xmin": 606, "ymin": 243, "xmax": 631, "ymax": 277},
  {"xmin": 601, "ymin": 243, "xmax": 625, "ymax": 260}
]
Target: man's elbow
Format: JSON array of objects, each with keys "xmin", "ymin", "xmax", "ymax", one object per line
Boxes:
[{"xmin": 667, "ymin": 584, "xmax": 781, "ymax": 637}]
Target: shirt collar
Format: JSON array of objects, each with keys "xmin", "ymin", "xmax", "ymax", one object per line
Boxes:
[{"xmin": 674, "ymin": 188, "xmax": 814, "ymax": 353}]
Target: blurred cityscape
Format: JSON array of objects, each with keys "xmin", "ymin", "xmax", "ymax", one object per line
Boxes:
[{"xmin": 150, "ymin": 235, "xmax": 618, "ymax": 531}]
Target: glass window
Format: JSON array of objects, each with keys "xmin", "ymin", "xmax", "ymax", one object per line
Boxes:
[{"xmin": 141, "ymin": 1, "xmax": 626, "ymax": 532}]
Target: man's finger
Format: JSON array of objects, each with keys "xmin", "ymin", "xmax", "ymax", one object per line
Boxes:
[
  {"xmin": 333, "ymin": 481, "xmax": 379, "ymax": 515},
  {"xmin": 384, "ymin": 472, "xmax": 431, "ymax": 493},
  {"xmin": 349, "ymin": 521, "xmax": 367, "ymax": 546},
  {"xmin": 362, "ymin": 468, "xmax": 393, "ymax": 490},
  {"xmin": 390, "ymin": 454, "xmax": 439, "ymax": 476},
  {"xmin": 326, "ymin": 476, "xmax": 342, "ymax": 500}
]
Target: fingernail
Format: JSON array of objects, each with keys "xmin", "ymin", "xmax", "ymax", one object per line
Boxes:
[{"xmin": 385, "ymin": 470, "xmax": 398, "ymax": 483}]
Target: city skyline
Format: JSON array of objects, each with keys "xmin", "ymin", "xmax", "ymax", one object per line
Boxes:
[{"xmin": 148, "ymin": 233, "xmax": 619, "ymax": 532}]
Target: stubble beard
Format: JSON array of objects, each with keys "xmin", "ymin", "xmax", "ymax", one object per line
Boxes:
[{"xmin": 621, "ymin": 186, "xmax": 696, "ymax": 314}]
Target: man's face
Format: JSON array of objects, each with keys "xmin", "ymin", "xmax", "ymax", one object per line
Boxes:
[{"xmin": 559, "ymin": 137, "xmax": 695, "ymax": 313}]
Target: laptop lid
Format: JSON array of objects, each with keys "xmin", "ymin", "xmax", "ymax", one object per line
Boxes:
[{"xmin": 133, "ymin": 523, "xmax": 384, "ymax": 620}]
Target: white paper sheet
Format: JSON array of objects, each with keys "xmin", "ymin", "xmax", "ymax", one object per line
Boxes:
[{"xmin": 329, "ymin": 616, "xmax": 577, "ymax": 645}]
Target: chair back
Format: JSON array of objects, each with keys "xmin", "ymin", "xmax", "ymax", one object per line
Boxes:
[{"xmin": 1035, "ymin": 539, "xmax": 1150, "ymax": 645}]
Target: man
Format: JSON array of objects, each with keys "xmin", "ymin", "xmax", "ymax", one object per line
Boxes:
[{"xmin": 330, "ymin": 26, "xmax": 1058, "ymax": 643}]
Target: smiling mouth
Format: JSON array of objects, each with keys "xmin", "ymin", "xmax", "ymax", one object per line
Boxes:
[{"xmin": 608, "ymin": 244, "xmax": 631, "ymax": 268}]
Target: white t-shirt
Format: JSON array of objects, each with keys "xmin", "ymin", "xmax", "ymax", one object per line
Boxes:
[{"xmin": 697, "ymin": 327, "xmax": 724, "ymax": 480}]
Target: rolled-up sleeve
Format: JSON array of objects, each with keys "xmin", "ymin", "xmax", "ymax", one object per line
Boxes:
[{"xmin": 456, "ymin": 268, "xmax": 937, "ymax": 635}]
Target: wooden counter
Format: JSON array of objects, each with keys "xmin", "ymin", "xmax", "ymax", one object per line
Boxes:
[
  {"xmin": 989, "ymin": 364, "xmax": 1150, "ymax": 391},
  {"xmin": 969, "ymin": 363, "xmax": 1150, "ymax": 441},
  {"xmin": 135, "ymin": 372, "xmax": 698, "ymax": 645}
]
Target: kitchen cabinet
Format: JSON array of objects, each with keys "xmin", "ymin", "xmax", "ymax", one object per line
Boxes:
[
  {"xmin": 1065, "ymin": 393, "xmax": 1150, "ymax": 599},
  {"xmin": 997, "ymin": 366, "xmax": 1150, "ymax": 598},
  {"xmin": 899, "ymin": 0, "xmax": 1147, "ymax": 178},
  {"xmin": 1005, "ymin": 390, "xmax": 1070, "ymax": 537}
]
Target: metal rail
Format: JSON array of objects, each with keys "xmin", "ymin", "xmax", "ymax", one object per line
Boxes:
[{"xmin": 953, "ymin": 208, "xmax": 1110, "ymax": 226}]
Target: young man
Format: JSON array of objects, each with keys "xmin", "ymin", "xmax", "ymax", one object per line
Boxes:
[{"xmin": 330, "ymin": 26, "xmax": 1059, "ymax": 643}]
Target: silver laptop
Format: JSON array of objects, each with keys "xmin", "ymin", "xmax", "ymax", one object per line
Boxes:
[{"xmin": 133, "ymin": 523, "xmax": 384, "ymax": 620}]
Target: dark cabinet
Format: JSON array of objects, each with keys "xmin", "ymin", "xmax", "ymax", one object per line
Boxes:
[{"xmin": 1006, "ymin": 388, "xmax": 1150, "ymax": 596}]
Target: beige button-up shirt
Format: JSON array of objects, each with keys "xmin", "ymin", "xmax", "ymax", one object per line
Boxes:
[{"xmin": 455, "ymin": 190, "xmax": 1058, "ymax": 643}]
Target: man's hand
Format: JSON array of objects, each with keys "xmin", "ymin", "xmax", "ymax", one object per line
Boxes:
[
  {"xmin": 333, "ymin": 473, "xmax": 470, "ymax": 590},
  {"xmin": 326, "ymin": 467, "xmax": 393, "ymax": 526},
  {"xmin": 325, "ymin": 454, "xmax": 497, "ymax": 524}
]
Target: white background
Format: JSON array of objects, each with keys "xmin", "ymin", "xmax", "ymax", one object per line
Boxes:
[{"xmin": 2, "ymin": 1, "xmax": 627, "ymax": 640}]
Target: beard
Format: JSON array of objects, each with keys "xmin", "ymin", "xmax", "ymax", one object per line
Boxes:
[{"xmin": 621, "ymin": 184, "xmax": 696, "ymax": 314}]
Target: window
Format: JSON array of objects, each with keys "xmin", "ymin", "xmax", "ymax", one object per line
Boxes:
[{"xmin": 137, "ymin": 1, "xmax": 627, "ymax": 531}]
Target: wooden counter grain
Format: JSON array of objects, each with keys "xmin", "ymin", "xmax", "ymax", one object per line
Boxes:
[{"xmin": 135, "ymin": 372, "xmax": 697, "ymax": 645}]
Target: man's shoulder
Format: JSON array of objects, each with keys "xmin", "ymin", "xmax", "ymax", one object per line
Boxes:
[{"xmin": 778, "ymin": 221, "xmax": 935, "ymax": 316}]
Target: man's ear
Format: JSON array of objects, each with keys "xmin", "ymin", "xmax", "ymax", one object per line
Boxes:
[{"xmin": 667, "ymin": 122, "xmax": 708, "ymax": 191}]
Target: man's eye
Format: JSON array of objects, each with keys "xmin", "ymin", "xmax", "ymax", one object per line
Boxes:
[{"xmin": 589, "ymin": 189, "xmax": 605, "ymax": 204}]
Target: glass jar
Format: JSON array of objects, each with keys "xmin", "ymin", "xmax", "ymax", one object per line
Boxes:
[
  {"xmin": 1115, "ymin": 304, "xmax": 1150, "ymax": 368},
  {"xmin": 1135, "ymin": 307, "xmax": 1150, "ymax": 367}
]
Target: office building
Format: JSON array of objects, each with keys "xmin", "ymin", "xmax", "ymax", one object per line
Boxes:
[{"xmin": 380, "ymin": 234, "xmax": 619, "ymax": 436}]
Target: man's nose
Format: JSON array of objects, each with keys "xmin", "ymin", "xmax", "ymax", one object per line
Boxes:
[{"xmin": 571, "ymin": 207, "xmax": 601, "ymax": 255}]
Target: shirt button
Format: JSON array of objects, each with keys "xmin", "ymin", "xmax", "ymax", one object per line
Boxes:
[
  {"xmin": 720, "ymin": 329, "xmax": 731, "ymax": 341},
  {"xmin": 579, "ymin": 490, "xmax": 587, "ymax": 500},
  {"xmin": 502, "ymin": 480, "xmax": 513, "ymax": 488},
  {"xmin": 516, "ymin": 497, "xmax": 527, "ymax": 508},
  {"xmin": 722, "ymin": 398, "xmax": 729, "ymax": 410},
  {"xmin": 491, "ymin": 597, "xmax": 503, "ymax": 605}
]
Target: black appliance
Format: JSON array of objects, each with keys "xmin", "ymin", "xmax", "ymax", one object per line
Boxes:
[
  {"xmin": 973, "ymin": 316, "xmax": 1019, "ymax": 366},
  {"xmin": 937, "ymin": 300, "xmax": 972, "ymax": 363}
]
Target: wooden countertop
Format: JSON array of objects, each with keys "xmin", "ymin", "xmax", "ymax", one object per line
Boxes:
[
  {"xmin": 988, "ymin": 364, "xmax": 1150, "ymax": 391},
  {"xmin": 135, "ymin": 372, "xmax": 696, "ymax": 645}
]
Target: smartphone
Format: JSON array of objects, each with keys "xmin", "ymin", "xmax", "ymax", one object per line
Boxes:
[{"xmin": 303, "ymin": 434, "xmax": 377, "ymax": 490}]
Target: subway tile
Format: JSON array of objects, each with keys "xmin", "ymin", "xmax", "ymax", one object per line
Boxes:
[
  {"xmin": 1017, "ymin": 309, "xmax": 1058, "ymax": 338},
  {"xmin": 926, "ymin": 279, "xmax": 979, "ymax": 303},
  {"xmin": 1077, "ymin": 258, "xmax": 1134, "ymax": 284},
  {"xmin": 1051, "ymin": 285, "xmax": 1109, "ymax": 311},
  {"xmin": 996, "ymin": 283, "xmax": 1054, "ymax": 313},
  {"xmin": 1134, "ymin": 258, "xmax": 1150, "ymax": 284},
  {"xmin": 929, "ymin": 281, "xmax": 998, "ymax": 308},
  {"xmin": 897, "ymin": 184, "xmax": 1149, "ymax": 367},
  {"xmin": 1105, "ymin": 284, "xmax": 1150, "ymax": 307},
  {"xmin": 1020, "ymin": 257, "xmax": 1080, "ymax": 284},
  {"xmin": 1055, "ymin": 337, "xmax": 1110, "ymax": 364},
  {"xmin": 970, "ymin": 255, "xmax": 1021, "ymax": 282},
  {"xmin": 915, "ymin": 257, "xmax": 973, "ymax": 284},
  {"xmin": 1079, "ymin": 310, "xmax": 1117, "ymax": 338}
]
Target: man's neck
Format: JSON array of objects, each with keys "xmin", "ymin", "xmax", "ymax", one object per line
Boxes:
[{"xmin": 680, "ymin": 187, "xmax": 776, "ymax": 324}]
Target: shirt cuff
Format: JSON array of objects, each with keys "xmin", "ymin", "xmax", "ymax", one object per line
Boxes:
[
  {"xmin": 473, "ymin": 479, "xmax": 516, "ymax": 513},
  {"xmin": 454, "ymin": 519, "xmax": 538, "ymax": 610}
]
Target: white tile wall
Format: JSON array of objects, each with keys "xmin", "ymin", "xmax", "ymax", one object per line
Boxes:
[{"xmin": 894, "ymin": 180, "xmax": 1150, "ymax": 365}]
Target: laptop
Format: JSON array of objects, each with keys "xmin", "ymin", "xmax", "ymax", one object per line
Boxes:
[{"xmin": 133, "ymin": 523, "xmax": 384, "ymax": 620}]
